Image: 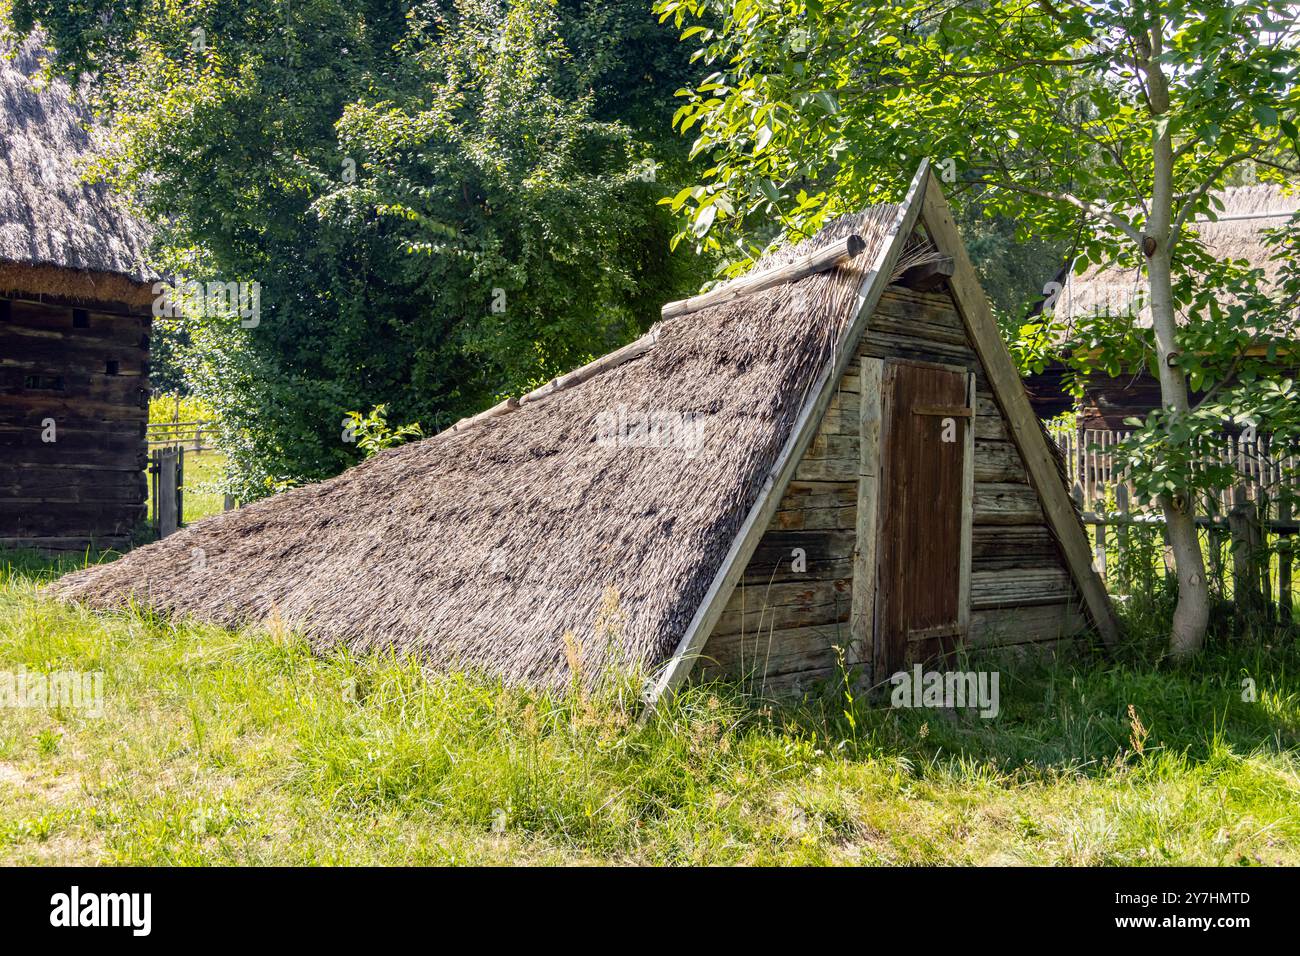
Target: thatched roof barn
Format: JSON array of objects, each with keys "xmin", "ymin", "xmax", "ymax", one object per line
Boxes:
[
  {"xmin": 53, "ymin": 165, "xmax": 1116, "ymax": 699},
  {"xmin": 1, "ymin": 34, "xmax": 157, "ymax": 552},
  {"xmin": 1027, "ymin": 183, "xmax": 1299, "ymax": 426}
]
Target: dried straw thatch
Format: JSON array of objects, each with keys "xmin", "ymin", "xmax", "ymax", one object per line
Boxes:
[
  {"xmin": 53, "ymin": 206, "xmax": 931, "ymax": 689},
  {"xmin": 1054, "ymin": 184, "xmax": 1299, "ymax": 332},
  {"xmin": 0, "ymin": 33, "xmax": 154, "ymax": 304}
]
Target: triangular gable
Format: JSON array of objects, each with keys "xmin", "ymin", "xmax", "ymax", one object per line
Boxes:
[{"xmin": 645, "ymin": 162, "xmax": 1117, "ymax": 709}]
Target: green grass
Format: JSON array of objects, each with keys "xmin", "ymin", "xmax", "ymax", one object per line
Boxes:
[{"xmin": 1, "ymin": 551, "xmax": 1298, "ymax": 865}]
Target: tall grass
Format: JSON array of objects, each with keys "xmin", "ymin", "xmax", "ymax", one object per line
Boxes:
[{"xmin": 1, "ymin": 552, "xmax": 1298, "ymax": 865}]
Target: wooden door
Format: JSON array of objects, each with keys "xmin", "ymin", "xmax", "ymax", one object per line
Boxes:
[{"xmin": 873, "ymin": 360, "xmax": 973, "ymax": 676}]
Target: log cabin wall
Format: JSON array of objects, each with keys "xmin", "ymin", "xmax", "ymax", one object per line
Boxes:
[
  {"xmin": 698, "ymin": 283, "xmax": 1088, "ymax": 694},
  {"xmin": 0, "ymin": 295, "xmax": 151, "ymax": 552}
]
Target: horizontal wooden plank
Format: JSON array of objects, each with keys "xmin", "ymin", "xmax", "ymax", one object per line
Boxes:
[
  {"xmin": 3, "ymin": 300, "xmax": 150, "ymax": 335},
  {"xmin": 967, "ymin": 602, "xmax": 1089, "ymax": 648},
  {"xmin": 971, "ymin": 567, "xmax": 1075, "ymax": 609},
  {"xmin": 743, "ymin": 529, "xmax": 855, "ymax": 585},
  {"xmin": 974, "ymin": 439, "xmax": 1028, "ymax": 483},
  {"xmin": 0, "ymin": 368, "xmax": 150, "ymax": 406},
  {"xmin": 972, "ymin": 525, "xmax": 1062, "ymax": 570},
  {"xmin": 778, "ymin": 480, "xmax": 857, "ymax": 510},
  {"xmin": 0, "ymin": 534, "xmax": 132, "ymax": 553},
  {"xmin": 773, "ymin": 505, "xmax": 856, "ymax": 531},
  {"xmin": 792, "ymin": 456, "xmax": 857, "ymax": 482},
  {"xmin": 858, "ymin": 331, "xmax": 977, "ymax": 367},
  {"xmin": 0, "ymin": 329, "xmax": 149, "ymax": 370},
  {"xmin": 974, "ymin": 481, "xmax": 1044, "ymax": 525},
  {"xmin": 0, "ymin": 469, "xmax": 144, "ymax": 501},
  {"xmin": 0, "ymin": 501, "xmax": 145, "ymax": 537},
  {"xmin": 700, "ymin": 622, "xmax": 862, "ymax": 680},
  {"xmin": 714, "ymin": 578, "xmax": 852, "ymax": 636}
]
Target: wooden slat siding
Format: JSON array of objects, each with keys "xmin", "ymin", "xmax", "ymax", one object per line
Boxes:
[
  {"xmin": 1, "ymin": 300, "xmax": 150, "ymax": 335},
  {"xmin": 971, "ymin": 526, "xmax": 1062, "ymax": 570},
  {"xmin": 971, "ymin": 568, "xmax": 1074, "ymax": 608},
  {"xmin": 0, "ymin": 297, "xmax": 151, "ymax": 545},
  {"xmin": 741, "ymin": 530, "xmax": 857, "ymax": 584},
  {"xmin": 974, "ymin": 440, "xmax": 1029, "ymax": 483},
  {"xmin": 699, "ymin": 624, "xmax": 859, "ymax": 683},
  {"xmin": 916, "ymin": 172, "xmax": 1119, "ymax": 645},
  {"xmin": 0, "ymin": 502, "xmax": 144, "ymax": 537},
  {"xmin": 712, "ymin": 578, "xmax": 853, "ymax": 636},
  {"xmin": 645, "ymin": 161, "xmax": 936, "ymax": 708},
  {"xmin": 968, "ymin": 603, "xmax": 1089, "ymax": 648},
  {"xmin": 0, "ymin": 534, "xmax": 132, "ymax": 553},
  {"xmin": 973, "ymin": 482, "xmax": 1045, "ymax": 525}
]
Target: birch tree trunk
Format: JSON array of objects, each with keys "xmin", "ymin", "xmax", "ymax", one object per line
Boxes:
[{"xmin": 1144, "ymin": 25, "xmax": 1211, "ymax": 658}]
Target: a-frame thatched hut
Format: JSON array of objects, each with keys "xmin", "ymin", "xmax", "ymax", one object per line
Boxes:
[
  {"xmin": 53, "ymin": 164, "xmax": 1117, "ymax": 700},
  {"xmin": 1, "ymin": 35, "xmax": 156, "ymax": 552}
]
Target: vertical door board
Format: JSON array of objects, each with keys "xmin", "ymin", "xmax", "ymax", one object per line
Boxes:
[{"xmin": 850, "ymin": 358, "xmax": 885, "ymax": 680}]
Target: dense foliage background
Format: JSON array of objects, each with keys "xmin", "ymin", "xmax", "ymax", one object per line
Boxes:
[{"xmin": 9, "ymin": 0, "xmax": 710, "ymax": 498}]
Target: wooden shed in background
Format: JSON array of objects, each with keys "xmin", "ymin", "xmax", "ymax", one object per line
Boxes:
[{"xmin": 0, "ymin": 36, "xmax": 156, "ymax": 553}]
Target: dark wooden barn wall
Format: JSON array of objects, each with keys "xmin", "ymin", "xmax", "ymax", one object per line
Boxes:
[
  {"xmin": 698, "ymin": 284, "xmax": 1087, "ymax": 694},
  {"xmin": 0, "ymin": 297, "xmax": 150, "ymax": 551}
]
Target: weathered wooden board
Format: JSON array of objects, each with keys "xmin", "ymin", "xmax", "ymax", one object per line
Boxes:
[
  {"xmin": 968, "ymin": 602, "xmax": 1089, "ymax": 647},
  {"xmin": 971, "ymin": 567, "xmax": 1075, "ymax": 609},
  {"xmin": 0, "ymin": 501, "xmax": 144, "ymax": 537},
  {"xmin": 699, "ymin": 622, "xmax": 861, "ymax": 680},
  {"xmin": 974, "ymin": 440, "xmax": 1029, "ymax": 483},
  {"xmin": 742, "ymin": 530, "xmax": 856, "ymax": 584},
  {"xmin": 973, "ymin": 481, "xmax": 1045, "ymax": 525},
  {"xmin": 713, "ymin": 578, "xmax": 852, "ymax": 636},
  {"xmin": 971, "ymin": 525, "xmax": 1062, "ymax": 569}
]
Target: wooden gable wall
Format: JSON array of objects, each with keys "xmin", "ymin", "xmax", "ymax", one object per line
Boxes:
[{"xmin": 697, "ymin": 282, "xmax": 1090, "ymax": 695}]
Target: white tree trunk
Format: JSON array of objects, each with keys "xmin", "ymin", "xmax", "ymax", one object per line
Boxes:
[{"xmin": 1145, "ymin": 33, "xmax": 1212, "ymax": 658}]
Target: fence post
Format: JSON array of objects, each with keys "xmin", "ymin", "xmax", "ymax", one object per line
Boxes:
[
  {"xmin": 1115, "ymin": 483, "xmax": 1130, "ymax": 593},
  {"xmin": 1279, "ymin": 498, "xmax": 1293, "ymax": 627},
  {"xmin": 1204, "ymin": 494, "xmax": 1225, "ymax": 599},
  {"xmin": 151, "ymin": 447, "xmax": 180, "ymax": 539},
  {"xmin": 1229, "ymin": 484, "xmax": 1264, "ymax": 630}
]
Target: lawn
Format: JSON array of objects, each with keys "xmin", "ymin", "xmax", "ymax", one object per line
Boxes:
[{"xmin": 1, "ymin": 551, "xmax": 1298, "ymax": 866}]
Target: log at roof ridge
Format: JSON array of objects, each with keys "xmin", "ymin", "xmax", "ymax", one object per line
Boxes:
[{"xmin": 440, "ymin": 233, "xmax": 868, "ymax": 437}]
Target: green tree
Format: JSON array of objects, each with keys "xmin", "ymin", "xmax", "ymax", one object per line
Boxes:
[
  {"xmin": 656, "ymin": 0, "xmax": 1300, "ymax": 656},
  {"xmin": 10, "ymin": 0, "xmax": 707, "ymax": 500}
]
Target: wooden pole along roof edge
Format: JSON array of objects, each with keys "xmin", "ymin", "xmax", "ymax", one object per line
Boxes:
[{"xmin": 661, "ymin": 233, "xmax": 866, "ymax": 320}]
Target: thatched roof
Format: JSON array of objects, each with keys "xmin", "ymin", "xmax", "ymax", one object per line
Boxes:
[
  {"xmin": 1053, "ymin": 184, "xmax": 1299, "ymax": 332},
  {"xmin": 52, "ymin": 206, "xmax": 919, "ymax": 689},
  {"xmin": 0, "ymin": 33, "xmax": 154, "ymax": 303}
]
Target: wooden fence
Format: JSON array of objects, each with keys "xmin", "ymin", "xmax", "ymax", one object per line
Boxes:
[
  {"xmin": 149, "ymin": 446, "xmax": 183, "ymax": 539},
  {"xmin": 1052, "ymin": 426, "xmax": 1297, "ymax": 623},
  {"xmin": 147, "ymin": 419, "xmax": 214, "ymax": 452},
  {"xmin": 1050, "ymin": 425, "xmax": 1298, "ymax": 511}
]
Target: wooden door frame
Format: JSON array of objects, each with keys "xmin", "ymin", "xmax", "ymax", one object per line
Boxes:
[{"xmin": 852, "ymin": 355, "xmax": 974, "ymax": 681}]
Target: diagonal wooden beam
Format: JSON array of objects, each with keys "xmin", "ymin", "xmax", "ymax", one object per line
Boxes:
[{"xmin": 917, "ymin": 171, "xmax": 1120, "ymax": 646}]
